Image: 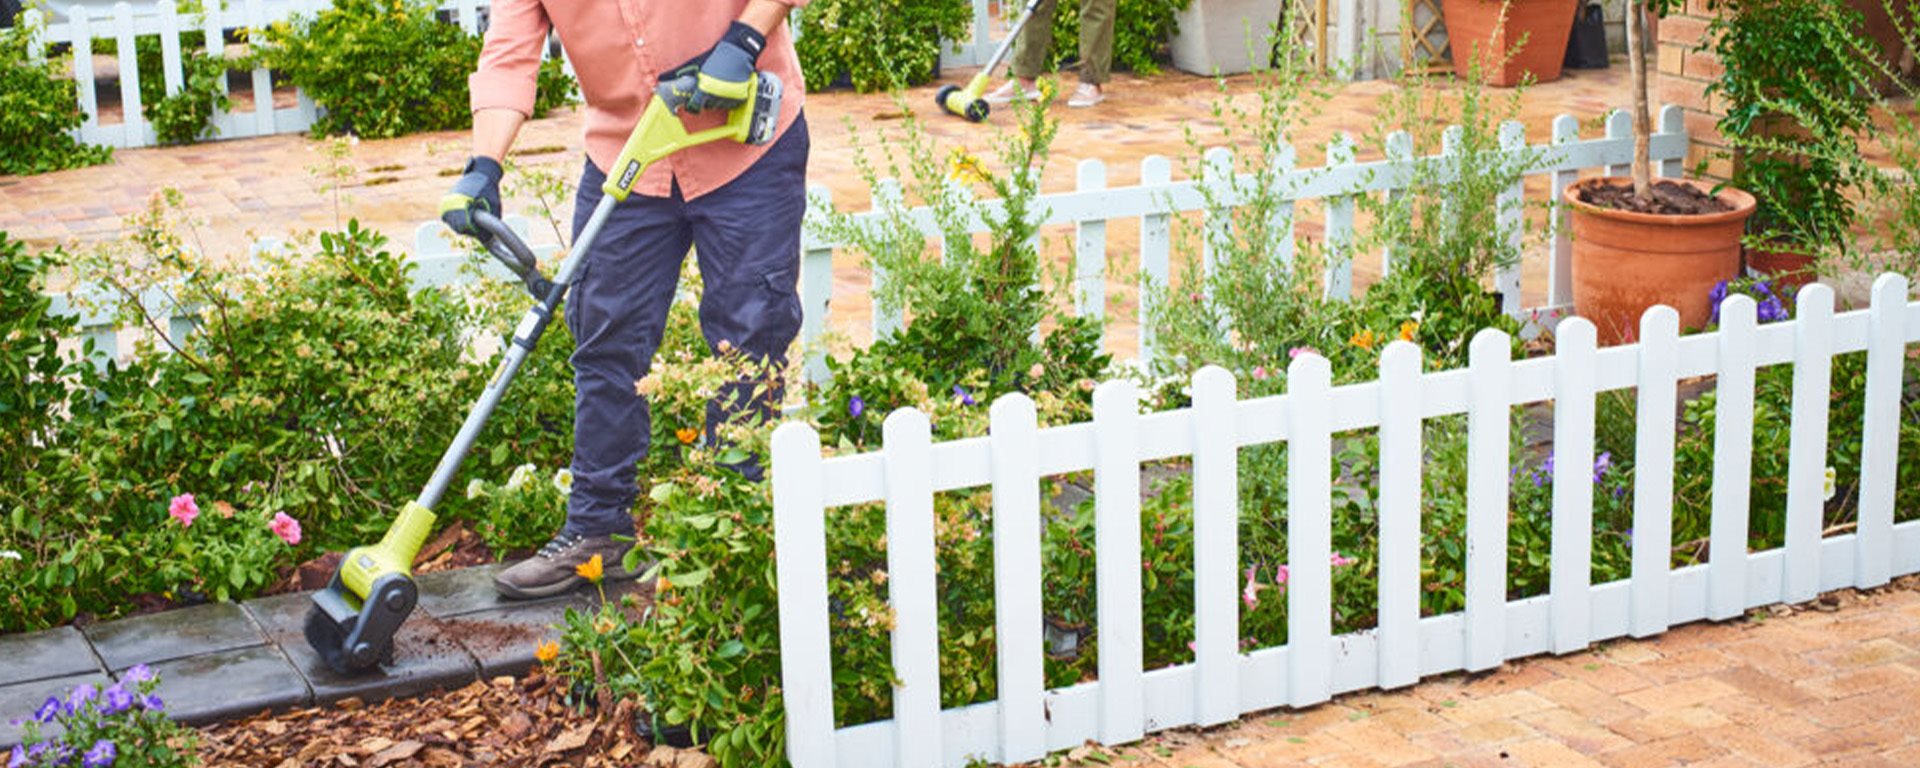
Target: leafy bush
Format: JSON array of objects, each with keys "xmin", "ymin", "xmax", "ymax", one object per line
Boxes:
[
  {"xmin": 464, "ymin": 463, "xmax": 569, "ymax": 557},
  {"xmin": 7, "ymin": 665, "xmax": 199, "ymax": 768},
  {"xmin": 254, "ymin": 0, "xmax": 577, "ymax": 138},
  {"xmin": 146, "ymin": 50, "xmax": 230, "ymax": 146},
  {"xmin": 1042, "ymin": 0, "xmax": 1191, "ymax": 76},
  {"xmin": 0, "ymin": 17, "xmax": 112, "ymax": 175},
  {"xmin": 795, "ymin": 0, "xmax": 971, "ymax": 92}
]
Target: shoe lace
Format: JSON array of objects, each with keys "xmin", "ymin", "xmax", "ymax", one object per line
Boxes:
[{"xmin": 536, "ymin": 532, "xmax": 585, "ymax": 560}]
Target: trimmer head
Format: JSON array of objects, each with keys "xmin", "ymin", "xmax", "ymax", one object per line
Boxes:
[
  {"xmin": 935, "ymin": 83, "xmax": 989, "ymax": 123},
  {"xmin": 305, "ymin": 502, "xmax": 435, "ymax": 674}
]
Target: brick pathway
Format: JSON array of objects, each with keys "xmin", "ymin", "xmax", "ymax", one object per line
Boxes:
[{"xmin": 1098, "ymin": 577, "xmax": 1920, "ymax": 768}]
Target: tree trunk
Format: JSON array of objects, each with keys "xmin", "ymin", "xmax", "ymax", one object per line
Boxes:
[{"xmin": 1628, "ymin": 0, "xmax": 1652, "ymax": 199}]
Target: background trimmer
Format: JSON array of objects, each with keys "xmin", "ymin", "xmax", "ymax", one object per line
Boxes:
[
  {"xmin": 935, "ymin": 0, "xmax": 1047, "ymax": 122},
  {"xmin": 303, "ymin": 71, "xmax": 785, "ymax": 675}
]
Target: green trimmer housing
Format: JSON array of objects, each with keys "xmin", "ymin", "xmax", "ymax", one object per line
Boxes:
[
  {"xmin": 303, "ymin": 72, "xmax": 785, "ymax": 674},
  {"xmin": 934, "ymin": 0, "xmax": 1046, "ymax": 122}
]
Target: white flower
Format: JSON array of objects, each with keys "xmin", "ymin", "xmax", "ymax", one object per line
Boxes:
[
  {"xmin": 552, "ymin": 468, "xmax": 575, "ymax": 495},
  {"xmin": 0, "ymin": 550, "xmax": 21, "ymax": 561},
  {"xmin": 507, "ymin": 463, "xmax": 536, "ymax": 491},
  {"xmin": 1823, "ymin": 466, "xmax": 1837, "ymax": 502},
  {"xmin": 466, "ymin": 478, "xmax": 487, "ymax": 500}
]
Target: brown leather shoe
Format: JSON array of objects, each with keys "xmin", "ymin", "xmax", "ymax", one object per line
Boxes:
[{"xmin": 492, "ymin": 532, "xmax": 640, "ymax": 599}]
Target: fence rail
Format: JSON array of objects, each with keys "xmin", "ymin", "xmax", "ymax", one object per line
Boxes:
[{"xmin": 770, "ymin": 276, "xmax": 1920, "ymax": 768}]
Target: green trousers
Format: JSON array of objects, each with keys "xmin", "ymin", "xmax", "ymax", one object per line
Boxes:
[{"xmin": 1009, "ymin": 0, "xmax": 1118, "ymax": 85}]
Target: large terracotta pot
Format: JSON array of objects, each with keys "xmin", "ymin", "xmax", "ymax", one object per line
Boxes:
[
  {"xmin": 1441, "ymin": 0, "xmax": 1579, "ymax": 87},
  {"xmin": 1564, "ymin": 177, "xmax": 1756, "ymax": 345},
  {"xmin": 1744, "ymin": 242, "xmax": 1817, "ymax": 297}
]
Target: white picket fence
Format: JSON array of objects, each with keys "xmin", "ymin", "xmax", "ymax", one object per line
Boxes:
[{"xmin": 769, "ymin": 275, "xmax": 1920, "ymax": 768}]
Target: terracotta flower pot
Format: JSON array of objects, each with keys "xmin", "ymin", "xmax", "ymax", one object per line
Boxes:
[
  {"xmin": 1441, "ymin": 0, "xmax": 1579, "ymax": 87},
  {"xmin": 1563, "ymin": 177, "xmax": 1757, "ymax": 345},
  {"xmin": 1744, "ymin": 242, "xmax": 1818, "ymax": 297}
]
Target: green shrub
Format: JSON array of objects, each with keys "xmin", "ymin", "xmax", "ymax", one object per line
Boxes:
[
  {"xmin": 0, "ymin": 18, "xmax": 112, "ymax": 175},
  {"xmin": 795, "ymin": 0, "xmax": 971, "ymax": 92},
  {"xmin": 146, "ymin": 50, "xmax": 230, "ymax": 146},
  {"xmin": 1042, "ymin": 0, "xmax": 1190, "ymax": 76}
]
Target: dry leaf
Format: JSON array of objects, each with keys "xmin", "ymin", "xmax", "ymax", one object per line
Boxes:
[
  {"xmin": 545, "ymin": 723, "xmax": 595, "ymax": 754},
  {"xmin": 368, "ymin": 740, "xmax": 424, "ymax": 767},
  {"xmin": 356, "ymin": 737, "xmax": 394, "ymax": 755}
]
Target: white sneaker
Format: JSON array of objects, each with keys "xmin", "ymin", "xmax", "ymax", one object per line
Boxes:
[
  {"xmin": 983, "ymin": 80, "xmax": 1031, "ymax": 105},
  {"xmin": 1067, "ymin": 82, "xmax": 1105, "ymax": 108}
]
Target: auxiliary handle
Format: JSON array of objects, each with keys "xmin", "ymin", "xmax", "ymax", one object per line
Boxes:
[{"xmin": 471, "ymin": 211, "xmax": 556, "ymax": 301}]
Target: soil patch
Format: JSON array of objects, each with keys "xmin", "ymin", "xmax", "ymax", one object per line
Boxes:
[{"xmin": 1578, "ymin": 179, "xmax": 1734, "ymax": 216}]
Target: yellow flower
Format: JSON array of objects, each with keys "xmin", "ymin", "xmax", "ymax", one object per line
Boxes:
[
  {"xmin": 534, "ymin": 641, "xmax": 559, "ymax": 663},
  {"xmin": 576, "ymin": 554, "xmax": 604, "ymax": 584},
  {"xmin": 1398, "ymin": 320, "xmax": 1419, "ymax": 343},
  {"xmin": 675, "ymin": 427, "xmax": 699, "ymax": 445},
  {"xmin": 1350, "ymin": 329, "xmax": 1379, "ymax": 350},
  {"xmin": 948, "ymin": 149, "xmax": 987, "ymax": 185},
  {"xmin": 593, "ymin": 614, "xmax": 617, "ymax": 634}
]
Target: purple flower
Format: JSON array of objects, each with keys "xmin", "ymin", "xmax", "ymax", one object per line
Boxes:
[
  {"xmin": 1709, "ymin": 280, "xmax": 1731, "ymax": 323},
  {"xmin": 848, "ymin": 396, "xmax": 865, "ymax": 419},
  {"xmin": 68, "ymin": 683, "xmax": 96, "ymax": 711},
  {"xmin": 9, "ymin": 745, "xmax": 25, "ymax": 768},
  {"xmin": 1592, "ymin": 452, "xmax": 1613, "ymax": 483},
  {"xmin": 1757, "ymin": 296, "xmax": 1788, "ymax": 323},
  {"xmin": 140, "ymin": 694, "xmax": 163, "ymax": 712},
  {"xmin": 82, "ymin": 740, "xmax": 115, "ymax": 768},
  {"xmin": 953, "ymin": 384, "xmax": 975, "ymax": 406},
  {"xmin": 1753, "ymin": 280, "xmax": 1774, "ymax": 297},
  {"xmin": 1613, "ymin": 486, "xmax": 1627, "ymax": 500},
  {"xmin": 34, "ymin": 695, "xmax": 63, "ymax": 723},
  {"xmin": 100, "ymin": 684, "xmax": 135, "ymax": 716},
  {"xmin": 123, "ymin": 664, "xmax": 153, "ymax": 685}
]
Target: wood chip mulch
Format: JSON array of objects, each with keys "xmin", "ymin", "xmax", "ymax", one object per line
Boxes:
[{"xmin": 198, "ymin": 672, "xmax": 703, "ymax": 768}]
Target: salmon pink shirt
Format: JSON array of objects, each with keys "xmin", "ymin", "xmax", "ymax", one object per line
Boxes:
[{"xmin": 469, "ymin": 0, "xmax": 810, "ymax": 201}]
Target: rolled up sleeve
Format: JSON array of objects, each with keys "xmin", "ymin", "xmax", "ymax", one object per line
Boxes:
[{"xmin": 468, "ymin": 0, "xmax": 551, "ymax": 117}]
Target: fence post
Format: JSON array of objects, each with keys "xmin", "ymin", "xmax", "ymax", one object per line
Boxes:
[
  {"xmin": 1380, "ymin": 131, "xmax": 1412, "ymax": 277},
  {"xmin": 1200, "ymin": 147, "xmax": 1234, "ymax": 285},
  {"xmin": 244, "ymin": 0, "xmax": 274, "ymax": 135},
  {"xmin": 1376, "ymin": 342, "xmax": 1422, "ymax": 686},
  {"xmin": 1465, "ymin": 329, "xmax": 1512, "ymax": 671},
  {"xmin": 1495, "ymin": 121, "xmax": 1525, "ymax": 315},
  {"xmin": 883, "ymin": 409, "xmax": 943, "ymax": 768},
  {"xmin": 1604, "ymin": 110, "xmax": 1632, "ymax": 179},
  {"xmin": 1137, "ymin": 155, "xmax": 1172, "ymax": 365},
  {"xmin": 114, "ymin": 2, "xmax": 143, "ymax": 147},
  {"xmin": 1268, "ymin": 140, "xmax": 1298, "ymax": 270},
  {"xmin": 1547, "ymin": 115, "xmax": 1580, "ymax": 309},
  {"xmin": 1550, "ymin": 318, "xmax": 1596, "ymax": 653},
  {"xmin": 1657, "ymin": 105, "xmax": 1685, "ymax": 179},
  {"xmin": 1323, "ymin": 134, "xmax": 1357, "ymax": 301},
  {"xmin": 802, "ymin": 185, "xmax": 835, "ymax": 384},
  {"xmin": 1075, "ymin": 159, "xmax": 1109, "ymax": 333},
  {"xmin": 1630, "ymin": 306, "xmax": 1679, "ymax": 637},
  {"xmin": 160, "ymin": 0, "xmax": 185, "ymax": 98},
  {"xmin": 1783, "ymin": 284, "xmax": 1835, "ymax": 604},
  {"xmin": 1708, "ymin": 296, "xmax": 1757, "ymax": 620},
  {"xmin": 1092, "ymin": 380, "xmax": 1144, "ymax": 745},
  {"xmin": 201, "ymin": 1, "xmax": 229, "ymax": 139},
  {"xmin": 772, "ymin": 423, "xmax": 835, "ymax": 768},
  {"xmin": 1286, "ymin": 352, "xmax": 1333, "ymax": 705},
  {"xmin": 72, "ymin": 9, "xmax": 100, "ymax": 142},
  {"xmin": 872, "ymin": 178, "xmax": 905, "ymax": 340},
  {"xmin": 1190, "ymin": 366, "xmax": 1240, "ymax": 723},
  {"xmin": 989, "ymin": 395, "xmax": 1046, "ymax": 763},
  {"xmin": 25, "ymin": 9, "xmax": 45, "ymax": 63},
  {"xmin": 1856, "ymin": 274, "xmax": 1908, "ymax": 588}
]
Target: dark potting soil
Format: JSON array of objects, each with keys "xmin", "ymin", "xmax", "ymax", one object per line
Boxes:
[{"xmin": 1579, "ymin": 179, "xmax": 1735, "ymax": 215}]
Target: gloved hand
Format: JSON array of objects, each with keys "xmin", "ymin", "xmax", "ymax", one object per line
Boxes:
[
  {"xmin": 660, "ymin": 21, "xmax": 765, "ymax": 114},
  {"xmin": 439, "ymin": 156, "xmax": 504, "ymax": 238}
]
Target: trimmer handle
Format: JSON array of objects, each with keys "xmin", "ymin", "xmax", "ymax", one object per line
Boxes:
[{"xmin": 470, "ymin": 210, "xmax": 556, "ymax": 301}]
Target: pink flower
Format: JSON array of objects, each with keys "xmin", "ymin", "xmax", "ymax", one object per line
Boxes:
[
  {"xmin": 1252, "ymin": 366, "xmax": 1269, "ymax": 381},
  {"xmin": 1331, "ymin": 552, "xmax": 1358, "ymax": 568},
  {"xmin": 168, "ymin": 494, "xmax": 200, "ymax": 528},
  {"xmin": 1289, "ymin": 347, "xmax": 1316, "ymax": 360},
  {"xmin": 1274, "ymin": 564, "xmax": 1290, "ymax": 585},
  {"xmin": 1242, "ymin": 566, "xmax": 1263, "ymax": 608},
  {"xmin": 270, "ymin": 512, "xmax": 302, "ymax": 546}
]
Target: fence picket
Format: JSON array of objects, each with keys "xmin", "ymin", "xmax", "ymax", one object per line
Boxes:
[
  {"xmin": 1323, "ymin": 134, "xmax": 1357, "ymax": 300},
  {"xmin": 1190, "ymin": 366, "xmax": 1240, "ymax": 723},
  {"xmin": 1547, "ymin": 116, "xmax": 1580, "ymax": 308},
  {"xmin": 872, "ymin": 178, "xmax": 904, "ymax": 339},
  {"xmin": 1138, "ymin": 156, "xmax": 1173, "ymax": 364},
  {"xmin": 25, "ymin": 9, "xmax": 46, "ymax": 63},
  {"xmin": 1093, "ymin": 381, "xmax": 1145, "ymax": 744},
  {"xmin": 988, "ymin": 396, "xmax": 1046, "ymax": 763},
  {"xmin": 1465, "ymin": 330, "xmax": 1512, "ymax": 670},
  {"xmin": 1856, "ymin": 274, "xmax": 1909, "ymax": 587},
  {"xmin": 803, "ymin": 185, "xmax": 835, "ymax": 384},
  {"xmin": 1550, "ymin": 318, "xmax": 1597, "ymax": 653},
  {"xmin": 1709, "ymin": 296, "xmax": 1757, "ymax": 620},
  {"xmin": 1784, "ymin": 285, "xmax": 1836, "ymax": 603},
  {"xmin": 772, "ymin": 423, "xmax": 835, "ymax": 768},
  {"xmin": 1495, "ymin": 122, "xmax": 1525, "ymax": 315},
  {"xmin": 114, "ymin": 2, "xmax": 144, "ymax": 146},
  {"xmin": 456, "ymin": 0, "xmax": 479, "ymax": 33},
  {"xmin": 1657, "ymin": 107, "xmax": 1685, "ymax": 178},
  {"xmin": 245, "ymin": 0, "xmax": 273, "ymax": 135},
  {"xmin": 1631, "ymin": 307, "xmax": 1679, "ymax": 637},
  {"xmin": 1270, "ymin": 141, "xmax": 1298, "ymax": 269},
  {"xmin": 200, "ymin": 3, "xmax": 229, "ymax": 138},
  {"xmin": 72, "ymin": 10, "xmax": 100, "ymax": 140},
  {"xmin": 159, "ymin": 0, "xmax": 184, "ymax": 97},
  {"xmin": 883, "ymin": 410, "xmax": 942, "ymax": 768},
  {"xmin": 1201, "ymin": 148, "xmax": 1234, "ymax": 283},
  {"xmin": 1605, "ymin": 110, "xmax": 1632, "ymax": 178},
  {"xmin": 1076, "ymin": 159, "xmax": 1109, "ymax": 328},
  {"xmin": 1376, "ymin": 342, "xmax": 1422, "ymax": 686},
  {"xmin": 1381, "ymin": 132, "xmax": 1412, "ymax": 276},
  {"xmin": 1286, "ymin": 353, "xmax": 1334, "ymax": 705}
]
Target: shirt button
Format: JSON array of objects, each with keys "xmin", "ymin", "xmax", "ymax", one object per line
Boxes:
[{"xmin": 634, "ymin": 37, "xmax": 645, "ymax": 47}]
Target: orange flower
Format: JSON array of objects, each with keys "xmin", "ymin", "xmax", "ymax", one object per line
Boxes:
[
  {"xmin": 675, "ymin": 427, "xmax": 699, "ymax": 445},
  {"xmin": 1350, "ymin": 329, "xmax": 1378, "ymax": 350},
  {"xmin": 576, "ymin": 554, "xmax": 604, "ymax": 584},
  {"xmin": 534, "ymin": 641, "xmax": 559, "ymax": 663},
  {"xmin": 1398, "ymin": 320, "xmax": 1419, "ymax": 342}
]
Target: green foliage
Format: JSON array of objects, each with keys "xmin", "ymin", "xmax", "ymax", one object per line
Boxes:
[
  {"xmin": 533, "ymin": 56, "xmax": 579, "ymax": 117},
  {"xmin": 0, "ymin": 232, "xmax": 78, "ymax": 477},
  {"xmin": 795, "ymin": 0, "xmax": 971, "ymax": 92},
  {"xmin": 0, "ymin": 17, "xmax": 112, "ymax": 175},
  {"xmin": 463, "ymin": 463, "xmax": 569, "ymax": 557},
  {"xmin": 1042, "ymin": 0, "xmax": 1191, "ymax": 76},
  {"xmin": 146, "ymin": 50, "xmax": 230, "ymax": 146},
  {"xmin": 8, "ymin": 666, "xmax": 200, "ymax": 767}
]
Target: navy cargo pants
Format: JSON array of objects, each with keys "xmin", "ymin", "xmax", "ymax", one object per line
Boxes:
[{"xmin": 562, "ymin": 114, "xmax": 809, "ymax": 538}]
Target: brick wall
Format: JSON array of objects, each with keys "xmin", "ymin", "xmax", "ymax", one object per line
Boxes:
[{"xmin": 1656, "ymin": 0, "xmax": 1731, "ymax": 180}]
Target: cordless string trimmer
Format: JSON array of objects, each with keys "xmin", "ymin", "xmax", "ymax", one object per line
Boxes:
[
  {"xmin": 303, "ymin": 71, "xmax": 785, "ymax": 675},
  {"xmin": 935, "ymin": 0, "xmax": 1046, "ymax": 122}
]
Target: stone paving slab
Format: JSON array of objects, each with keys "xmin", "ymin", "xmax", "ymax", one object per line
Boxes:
[
  {"xmin": 144, "ymin": 644, "xmax": 310, "ymax": 727},
  {"xmin": 0, "ymin": 627, "xmax": 101, "ymax": 687},
  {"xmin": 81, "ymin": 601, "xmax": 264, "ymax": 672},
  {"xmin": 244, "ymin": 591, "xmax": 478, "ymax": 707},
  {"xmin": 0, "ymin": 672, "xmax": 109, "ymax": 749}
]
